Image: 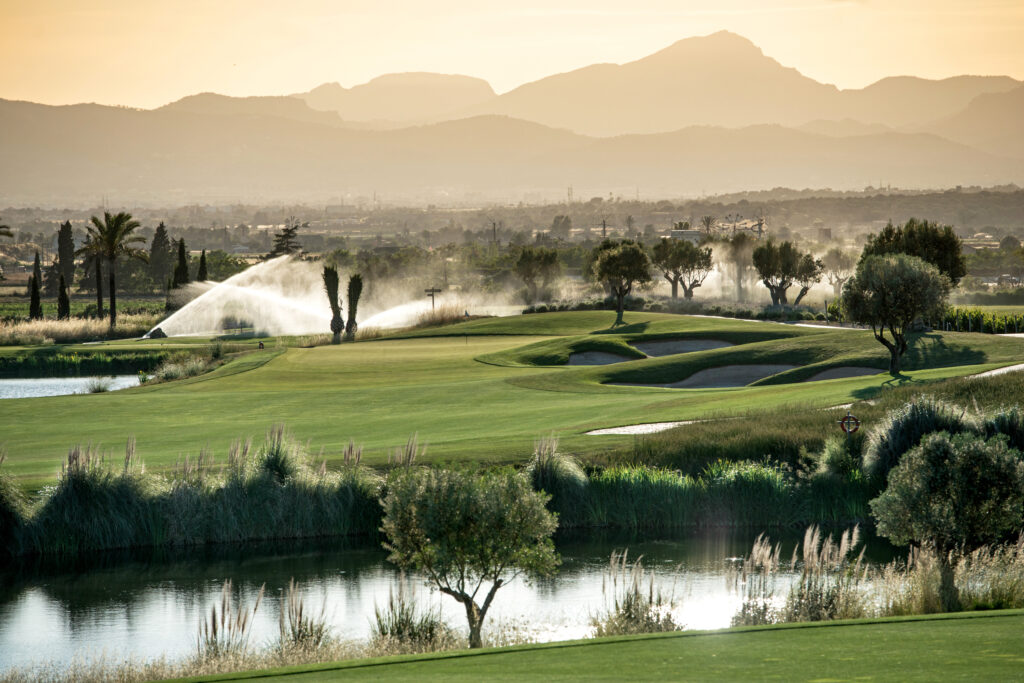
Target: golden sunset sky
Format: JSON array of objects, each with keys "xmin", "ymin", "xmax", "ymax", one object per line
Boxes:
[{"xmin": 2, "ymin": 0, "xmax": 1023, "ymax": 108}]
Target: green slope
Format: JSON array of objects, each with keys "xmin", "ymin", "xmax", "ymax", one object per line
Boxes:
[{"xmin": 173, "ymin": 610, "xmax": 1024, "ymax": 682}]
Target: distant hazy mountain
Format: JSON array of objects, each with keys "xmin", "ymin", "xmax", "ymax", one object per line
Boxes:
[
  {"xmin": 160, "ymin": 92, "xmax": 348, "ymax": 127},
  {"xmin": 841, "ymin": 75, "xmax": 1023, "ymax": 128},
  {"xmin": 462, "ymin": 31, "xmax": 839, "ymax": 136},
  {"xmin": 2, "ymin": 98, "xmax": 1018, "ymax": 205},
  {"xmin": 294, "ymin": 73, "xmax": 496, "ymax": 125},
  {"xmin": 921, "ymin": 85, "xmax": 1024, "ymax": 158},
  {"xmin": 797, "ymin": 119, "xmax": 893, "ymax": 137}
]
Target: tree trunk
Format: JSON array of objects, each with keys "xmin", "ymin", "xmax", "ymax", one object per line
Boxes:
[
  {"xmin": 464, "ymin": 601, "xmax": 484, "ymax": 648},
  {"xmin": 767, "ymin": 285, "xmax": 779, "ymax": 306},
  {"xmin": 670, "ymin": 278, "xmax": 679, "ymax": 300},
  {"xmin": 95, "ymin": 262, "xmax": 104, "ymax": 319},
  {"xmin": 793, "ymin": 286, "xmax": 810, "ymax": 306},
  {"xmin": 777, "ymin": 287, "xmax": 788, "ymax": 305},
  {"xmin": 108, "ymin": 258, "xmax": 117, "ymax": 328},
  {"xmin": 683, "ymin": 285, "xmax": 694, "ymax": 300},
  {"xmin": 615, "ymin": 295, "xmax": 625, "ymax": 325},
  {"xmin": 938, "ymin": 552, "xmax": 960, "ymax": 613}
]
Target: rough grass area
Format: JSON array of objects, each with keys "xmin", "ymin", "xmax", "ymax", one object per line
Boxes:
[
  {"xmin": 168, "ymin": 610, "xmax": 1024, "ymax": 682},
  {"xmin": 2, "ymin": 311, "xmax": 1023, "ymax": 489}
]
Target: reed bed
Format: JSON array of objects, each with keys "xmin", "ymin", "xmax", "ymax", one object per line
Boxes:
[
  {"xmin": 413, "ymin": 303, "xmax": 466, "ymax": 328},
  {"xmin": 6, "ymin": 427, "xmax": 382, "ymax": 557},
  {"xmin": 0, "ymin": 314, "xmax": 160, "ymax": 345},
  {"xmin": 591, "ymin": 551, "xmax": 681, "ymax": 636}
]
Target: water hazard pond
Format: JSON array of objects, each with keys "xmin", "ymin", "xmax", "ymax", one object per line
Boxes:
[
  {"xmin": 0, "ymin": 532, "xmax": 897, "ymax": 670},
  {"xmin": 0, "ymin": 375, "xmax": 140, "ymax": 399}
]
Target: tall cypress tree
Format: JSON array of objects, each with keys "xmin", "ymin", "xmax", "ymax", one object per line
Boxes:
[
  {"xmin": 197, "ymin": 249, "xmax": 208, "ymax": 281},
  {"xmin": 149, "ymin": 222, "xmax": 172, "ymax": 289},
  {"xmin": 29, "ymin": 271, "xmax": 42, "ymax": 320},
  {"xmin": 57, "ymin": 220, "xmax": 76, "ymax": 289},
  {"xmin": 57, "ymin": 274, "xmax": 70, "ymax": 320},
  {"xmin": 29, "ymin": 252, "xmax": 42, "ymax": 296},
  {"xmin": 172, "ymin": 239, "xmax": 190, "ymax": 288}
]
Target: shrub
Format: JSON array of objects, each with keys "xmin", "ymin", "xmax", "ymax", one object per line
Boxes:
[
  {"xmin": 592, "ymin": 551, "xmax": 681, "ymax": 637},
  {"xmin": 197, "ymin": 580, "xmax": 265, "ymax": 660},
  {"xmin": 983, "ymin": 405, "xmax": 1024, "ymax": 453},
  {"xmin": 862, "ymin": 397, "xmax": 976, "ymax": 485},
  {"xmin": 278, "ymin": 578, "xmax": 331, "ymax": 653},
  {"xmin": 524, "ymin": 435, "xmax": 588, "ymax": 518},
  {"xmin": 371, "ymin": 575, "xmax": 454, "ymax": 653}
]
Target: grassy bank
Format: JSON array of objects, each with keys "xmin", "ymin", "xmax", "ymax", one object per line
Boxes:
[
  {"xmin": 3, "ymin": 312, "xmax": 1023, "ymax": 489},
  {"xmin": 164, "ymin": 610, "xmax": 1024, "ymax": 682}
]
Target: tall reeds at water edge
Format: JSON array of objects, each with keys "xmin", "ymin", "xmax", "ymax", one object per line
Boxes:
[{"xmin": 8, "ymin": 426, "xmax": 382, "ymax": 557}]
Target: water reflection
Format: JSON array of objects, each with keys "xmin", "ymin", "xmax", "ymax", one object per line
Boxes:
[
  {"xmin": 0, "ymin": 531, "xmax": 897, "ymax": 670},
  {"xmin": 0, "ymin": 375, "xmax": 140, "ymax": 399}
]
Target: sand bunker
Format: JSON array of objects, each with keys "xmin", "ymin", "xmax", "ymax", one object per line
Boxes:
[
  {"xmin": 586, "ymin": 421, "xmax": 696, "ymax": 436},
  {"xmin": 972, "ymin": 363, "xmax": 1024, "ymax": 379},
  {"xmin": 568, "ymin": 351, "xmax": 634, "ymax": 365},
  {"xmin": 611, "ymin": 364, "xmax": 797, "ymax": 389},
  {"xmin": 804, "ymin": 366, "xmax": 882, "ymax": 382},
  {"xmin": 632, "ymin": 339, "xmax": 734, "ymax": 357}
]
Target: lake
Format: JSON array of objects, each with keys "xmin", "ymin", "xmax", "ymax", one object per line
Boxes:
[
  {"xmin": 0, "ymin": 375, "xmax": 140, "ymax": 400},
  {"xmin": 0, "ymin": 531, "xmax": 897, "ymax": 671}
]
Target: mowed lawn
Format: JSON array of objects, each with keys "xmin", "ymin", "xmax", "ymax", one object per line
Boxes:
[
  {"xmin": 3, "ymin": 311, "xmax": 1023, "ymax": 487},
  {"xmin": 177, "ymin": 611, "xmax": 1024, "ymax": 682}
]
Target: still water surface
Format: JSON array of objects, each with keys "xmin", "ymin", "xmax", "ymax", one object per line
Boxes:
[
  {"xmin": 0, "ymin": 532, "xmax": 896, "ymax": 670},
  {"xmin": 0, "ymin": 375, "xmax": 140, "ymax": 399}
]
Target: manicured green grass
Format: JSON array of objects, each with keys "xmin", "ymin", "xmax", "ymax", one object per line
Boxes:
[
  {"xmin": 3, "ymin": 311, "xmax": 1023, "ymax": 488},
  {"xmin": 174, "ymin": 610, "xmax": 1024, "ymax": 682}
]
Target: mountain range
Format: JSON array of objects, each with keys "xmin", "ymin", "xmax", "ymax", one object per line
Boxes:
[{"xmin": 1, "ymin": 31, "xmax": 1022, "ymax": 204}]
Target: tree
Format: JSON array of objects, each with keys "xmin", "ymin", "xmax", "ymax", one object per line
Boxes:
[
  {"xmin": 751, "ymin": 239, "xmax": 804, "ymax": 305},
  {"xmin": 841, "ymin": 254, "xmax": 951, "ymax": 375},
  {"xmin": 999, "ymin": 234, "xmax": 1021, "ymax": 252},
  {"xmin": 345, "ymin": 273, "xmax": 362, "ymax": 341},
  {"xmin": 172, "ymin": 239, "xmax": 190, "ymax": 288},
  {"xmin": 57, "ymin": 220, "xmax": 75, "ymax": 289},
  {"xmin": 322, "ymin": 265, "xmax": 344, "ymax": 344},
  {"xmin": 43, "ymin": 259, "xmax": 62, "ymax": 296},
  {"xmin": 792, "ymin": 253, "xmax": 824, "ymax": 305},
  {"xmin": 723, "ymin": 233, "xmax": 755, "ymax": 301},
  {"xmin": 514, "ymin": 247, "xmax": 561, "ymax": 303},
  {"xmin": 549, "ymin": 215, "xmax": 572, "ymax": 240},
  {"xmin": 381, "ymin": 468, "xmax": 559, "ymax": 648},
  {"xmin": 149, "ymin": 222, "xmax": 173, "ymax": 288},
  {"xmin": 822, "ymin": 247, "xmax": 856, "ymax": 299},
  {"xmin": 57, "ymin": 274, "xmax": 70, "ymax": 320},
  {"xmin": 596, "ymin": 241, "xmax": 652, "ymax": 325},
  {"xmin": 28, "ymin": 272, "xmax": 42, "ymax": 321},
  {"xmin": 861, "ymin": 218, "xmax": 966, "ymax": 286},
  {"xmin": 870, "ymin": 432, "xmax": 1024, "ymax": 612},
  {"xmin": 699, "ymin": 215, "xmax": 716, "ymax": 235},
  {"xmin": 0, "ymin": 218, "xmax": 11, "ymax": 239},
  {"xmin": 651, "ymin": 238, "xmax": 713, "ymax": 300},
  {"xmin": 80, "ymin": 211, "xmax": 147, "ymax": 328},
  {"xmin": 266, "ymin": 217, "xmax": 306, "ymax": 259},
  {"xmin": 197, "ymin": 249, "xmax": 208, "ymax": 281}
]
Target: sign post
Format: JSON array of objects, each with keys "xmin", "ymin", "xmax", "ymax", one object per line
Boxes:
[
  {"xmin": 838, "ymin": 410, "xmax": 861, "ymax": 445},
  {"xmin": 425, "ymin": 287, "xmax": 442, "ymax": 310}
]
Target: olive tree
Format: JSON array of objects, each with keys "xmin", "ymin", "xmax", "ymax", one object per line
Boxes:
[
  {"xmin": 870, "ymin": 432, "xmax": 1024, "ymax": 612},
  {"xmin": 841, "ymin": 254, "xmax": 950, "ymax": 375},
  {"xmin": 860, "ymin": 218, "xmax": 966, "ymax": 286},
  {"xmin": 792, "ymin": 252, "xmax": 824, "ymax": 305},
  {"xmin": 751, "ymin": 239, "xmax": 803, "ymax": 305},
  {"xmin": 381, "ymin": 468, "xmax": 559, "ymax": 648},
  {"xmin": 822, "ymin": 247, "xmax": 856, "ymax": 299},
  {"xmin": 596, "ymin": 241, "xmax": 651, "ymax": 325},
  {"xmin": 651, "ymin": 238, "xmax": 713, "ymax": 300},
  {"xmin": 514, "ymin": 247, "xmax": 561, "ymax": 303}
]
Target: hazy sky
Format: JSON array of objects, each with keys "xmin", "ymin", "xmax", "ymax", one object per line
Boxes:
[{"xmin": 2, "ymin": 0, "xmax": 1023, "ymax": 108}]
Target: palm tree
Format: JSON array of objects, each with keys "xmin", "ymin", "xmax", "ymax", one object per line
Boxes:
[
  {"xmin": 79, "ymin": 212, "xmax": 147, "ymax": 328},
  {"xmin": 322, "ymin": 265, "xmax": 343, "ymax": 344}
]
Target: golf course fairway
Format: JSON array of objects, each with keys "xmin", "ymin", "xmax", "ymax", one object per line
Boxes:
[{"xmin": 3, "ymin": 311, "xmax": 1023, "ymax": 487}]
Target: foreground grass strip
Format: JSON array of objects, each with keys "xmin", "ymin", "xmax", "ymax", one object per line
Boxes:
[{"xmin": 171, "ymin": 610, "xmax": 1024, "ymax": 682}]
